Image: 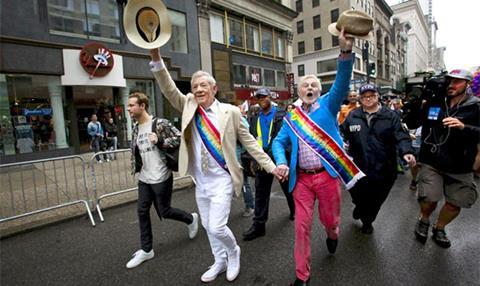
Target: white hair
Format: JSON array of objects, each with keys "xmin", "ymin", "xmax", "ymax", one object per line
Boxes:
[
  {"xmin": 298, "ymin": 74, "xmax": 322, "ymax": 92},
  {"xmin": 191, "ymin": 70, "xmax": 216, "ymax": 86}
]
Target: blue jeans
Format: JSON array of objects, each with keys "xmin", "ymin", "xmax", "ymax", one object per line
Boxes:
[{"xmin": 243, "ymin": 171, "xmax": 254, "ymax": 209}]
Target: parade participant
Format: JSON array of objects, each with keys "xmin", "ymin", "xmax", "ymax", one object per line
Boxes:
[
  {"xmin": 341, "ymin": 84, "xmax": 416, "ymax": 234},
  {"xmin": 338, "ymin": 90, "xmax": 359, "ymax": 124},
  {"xmin": 243, "ymin": 88, "xmax": 295, "ymax": 241},
  {"xmin": 125, "ymin": 92, "xmax": 199, "ymax": 269},
  {"xmin": 149, "ymin": 48, "xmax": 284, "ymax": 282},
  {"xmin": 273, "ymin": 27, "xmax": 364, "ymax": 285},
  {"xmin": 410, "ymin": 69, "xmax": 480, "ymax": 248},
  {"xmin": 237, "ymin": 104, "xmax": 255, "ymax": 218}
]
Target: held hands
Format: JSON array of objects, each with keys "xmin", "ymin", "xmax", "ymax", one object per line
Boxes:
[
  {"xmin": 403, "ymin": 154, "xmax": 416, "ymax": 167},
  {"xmin": 338, "ymin": 28, "xmax": 354, "ymax": 51},
  {"xmin": 272, "ymin": 164, "xmax": 289, "ymax": 182},
  {"xmin": 148, "ymin": 132, "xmax": 158, "ymax": 145},
  {"xmin": 442, "ymin": 117, "xmax": 465, "ymax": 130}
]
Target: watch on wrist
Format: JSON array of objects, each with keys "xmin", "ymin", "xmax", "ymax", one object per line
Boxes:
[{"xmin": 340, "ymin": 49, "xmax": 352, "ymax": 54}]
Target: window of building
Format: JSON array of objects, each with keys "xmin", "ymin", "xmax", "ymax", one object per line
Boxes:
[
  {"xmin": 298, "ymin": 64, "xmax": 305, "ymax": 77},
  {"xmin": 228, "ymin": 18, "xmax": 244, "ymax": 48},
  {"xmin": 248, "ymin": 67, "xmax": 263, "ymax": 86},
  {"xmin": 246, "ymin": 24, "xmax": 260, "ymax": 52},
  {"xmin": 312, "ymin": 0, "xmax": 320, "ymax": 8},
  {"xmin": 331, "ymin": 9, "xmax": 339, "ymax": 23},
  {"xmin": 233, "ymin": 64, "xmax": 247, "ymax": 85},
  {"xmin": 332, "ymin": 35, "xmax": 339, "ymax": 47},
  {"xmin": 296, "ymin": 0, "xmax": 303, "ymax": 12},
  {"xmin": 313, "ymin": 15, "xmax": 321, "ymax": 29},
  {"xmin": 355, "ymin": 58, "xmax": 362, "ymax": 71},
  {"xmin": 275, "ymin": 33, "xmax": 285, "ymax": 58},
  {"xmin": 261, "ymin": 29, "xmax": 273, "ymax": 55},
  {"xmin": 264, "ymin": 69, "xmax": 276, "ymax": 87},
  {"xmin": 47, "ymin": 0, "xmax": 120, "ymax": 41},
  {"xmin": 210, "ymin": 13, "xmax": 225, "ymax": 44},
  {"xmin": 166, "ymin": 10, "xmax": 188, "ymax": 53},
  {"xmin": 0, "ymin": 74, "xmax": 70, "ymax": 155},
  {"xmin": 298, "ymin": 41, "xmax": 305, "ymax": 54},
  {"xmin": 297, "ymin": 20, "xmax": 304, "ymax": 34},
  {"xmin": 276, "ymin": 71, "xmax": 286, "ymax": 88},
  {"xmin": 314, "ymin": 37, "xmax": 322, "ymax": 51},
  {"xmin": 317, "ymin": 59, "xmax": 337, "ymax": 73}
]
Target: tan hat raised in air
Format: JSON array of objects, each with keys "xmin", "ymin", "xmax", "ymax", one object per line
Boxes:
[
  {"xmin": 328, "ymin": 10, "xmax": 374, "ymax": 41},
  {"xmin": 123, "ymin": 0, "xmax": 172, "ymax": 49}
]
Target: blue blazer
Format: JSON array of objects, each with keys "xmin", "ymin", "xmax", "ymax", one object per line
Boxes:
[{"xmin": 272, "ymin": 54, "xmax": 354, "ymax": 192}]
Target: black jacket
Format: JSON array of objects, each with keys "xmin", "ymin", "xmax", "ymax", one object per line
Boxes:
[
  {"xmin": 341, "ymin": 106, "xmax": 413, "ymax": 180},
  {"xmin": 414, "ymin": 95, "xmax": 480, "ymax": 173}
]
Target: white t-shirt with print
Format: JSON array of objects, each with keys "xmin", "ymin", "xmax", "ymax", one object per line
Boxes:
[{"xmin": 137, "ymin": 119, "xmax": 170, "ymax": 184}]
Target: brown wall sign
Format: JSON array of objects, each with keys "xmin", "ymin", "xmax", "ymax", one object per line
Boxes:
[{"xmin": 79, "ymin": 43, "xmax": 114, "ymax": 79}]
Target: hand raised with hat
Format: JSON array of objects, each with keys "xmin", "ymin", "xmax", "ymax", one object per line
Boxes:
[
  {"xmin": 150, "ymin": 48, "xmax": 161, "ymax": 62},
  {"xmin": 339, "ymin": 28, "xmax": 354, "ymax": 52}
]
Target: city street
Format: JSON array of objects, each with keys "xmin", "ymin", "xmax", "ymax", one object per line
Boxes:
[{"xmin": 1, "ymin": 173, "xmax": 479, "ymax": 286}]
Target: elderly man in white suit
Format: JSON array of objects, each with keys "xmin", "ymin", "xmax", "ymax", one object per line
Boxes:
[{"xmin": 149, "ymin": 48, "xmax": 284, "ymax": 283}]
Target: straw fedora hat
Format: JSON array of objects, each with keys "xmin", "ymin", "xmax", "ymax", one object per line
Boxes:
[
  {"xmin": 123, "ymin": 0, "xmax": 172, "ymax": 49},
  {"xmin": 328, "ymin": 10, "xmax": 374, "ymax": 41}
]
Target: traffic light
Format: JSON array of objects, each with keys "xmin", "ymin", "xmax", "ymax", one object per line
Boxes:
[{"xmin": 368, "ymin": 63, "xmax": 376, "ymax": 75}]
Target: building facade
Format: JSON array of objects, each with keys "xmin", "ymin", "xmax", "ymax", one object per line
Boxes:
[
  {"xmin": 196, "ymin": 0, "xmax": 297, "ymax": 104},
  {"xmin": 391, "ymin": 0, "xmax": 429, "ymax": 76},
  {"xmin": 0, "ymin": 0, "xmax": 201, "ymax": 163},
  {"xmin": 290, "ymin": 0, "xmax": 377, "ymax": 92}
]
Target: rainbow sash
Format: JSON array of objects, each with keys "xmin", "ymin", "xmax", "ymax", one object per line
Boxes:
[
  {"xmin": 195, "ymin": 106, "xmax": 228, "ymax": 171},
  {"xmin": 285, "ymin": 107, "xmax": 364, "ymax": 189}
]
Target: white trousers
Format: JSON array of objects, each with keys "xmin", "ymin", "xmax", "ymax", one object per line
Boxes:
[{"xmin": 195, "ymin": 175, "xmax": 237, "ymax": 264}]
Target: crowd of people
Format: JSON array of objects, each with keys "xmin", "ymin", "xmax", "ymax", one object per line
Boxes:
[{"xmin": 116, "ymin": 25, "xmax": 480, "ymax": 286}]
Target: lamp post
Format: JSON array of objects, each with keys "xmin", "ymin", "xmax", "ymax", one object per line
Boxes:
[{"xmin": 363, "ymin": 41, "xmax": 370, "ymax": 83}]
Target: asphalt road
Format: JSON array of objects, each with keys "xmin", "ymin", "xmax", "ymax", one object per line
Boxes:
[{"xmin": 1, "ymin": 174, "xmax": 479, "ymax": 286}]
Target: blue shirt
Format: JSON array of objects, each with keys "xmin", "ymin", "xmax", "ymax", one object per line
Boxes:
[{"xmin": 259, "ymin": 105, "xmax": 277, "ymax": 149}]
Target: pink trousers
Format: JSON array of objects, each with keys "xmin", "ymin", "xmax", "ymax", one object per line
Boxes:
[{"xmin": 293, "ymin": 171, "xmax": 341, "ymax": 281}]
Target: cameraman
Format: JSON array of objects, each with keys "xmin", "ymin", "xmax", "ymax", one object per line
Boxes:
[{"xmin": 410, "ymin": 69, "xmax": 480, "ymax": 248}]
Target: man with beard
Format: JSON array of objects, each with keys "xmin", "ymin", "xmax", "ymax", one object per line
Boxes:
[
  {"xmin": 411, "ymin": 69, "xmax": 480, "ymax": 248},
  {"xmin": 341, "ymin": 84, "xmax": 416, "ymax": 234},
  {"xmin": 243, "ymin": 88, "xmax": 295, "ymax": 241}
]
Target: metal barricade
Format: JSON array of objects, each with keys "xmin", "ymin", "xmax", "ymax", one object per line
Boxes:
[
  {"xmin": 89, "ymin": 149, "xmax": 195, "ymax": 222},
  {"xmin": 0, "ymin": 155, "xmax": 96, "ymax": 227}
]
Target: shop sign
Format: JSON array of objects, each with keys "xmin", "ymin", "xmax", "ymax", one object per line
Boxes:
[
  {"xmin": 79, "ymin": 43, "xmax": 114, "ymax": 79},
  {"xmin": 287, "ymin": 73, "xmax": 295, "ymax": 97},
  {"xmin": 23, "ymin": 108, "xmax": 53, "ymax": 117}
]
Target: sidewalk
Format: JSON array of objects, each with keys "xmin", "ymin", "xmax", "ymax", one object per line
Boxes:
[{"xmin": 0, "ymin": 150, "xmax": 194, "ymax": 237}]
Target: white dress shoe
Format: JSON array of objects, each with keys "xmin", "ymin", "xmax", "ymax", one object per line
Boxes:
[
  {"xmin": 126, "ymin": 249, "xmax": 154, "ymax": 269},
  {"xmin": 226, "ymin": 246, "xmax": 241, "ymax": 281},
  {"xmin": 200, "ymin": 262, "xmax": 227, "ymax": 283},
  {"xmin": 188, "ymin": 213, "xmax": 199, "ymax": 239}
]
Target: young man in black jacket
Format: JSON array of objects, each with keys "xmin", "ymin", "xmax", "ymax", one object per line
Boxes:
[
  {"xmin": 126, "ymin": 92, "xmax": 198, "ymax": 268},
  {"xmin": 243, "ymin": 88, "xmax": 295, "ymax": 241},
  {"xmin": 341, "ymin": 84, "xmax": 416, "ymax": 234},
  {"xmin": 409, "ymin": 69, "xmax": 480, "ymax": 248}
]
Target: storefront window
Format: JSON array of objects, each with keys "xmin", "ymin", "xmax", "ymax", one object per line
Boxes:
[
  {"xmin": 248, "ymin": 67, "xmax": 263, "ymax": 86},
  {"xmin": 47, "ymin": 0, "xmax": 120, "ymax": 41},
  {"xmin": 0, "ymin": 74, "xmax": 69, "ymax": 156},
  {"xmin": 228, "ymin": 18, "xmax": 244, "ymax": 48},
  {"xmin": 261, "ymin": 29, "xmax": 273, "ymax": 56},
  {"xmin": 264, "ymin": 69, "xmax": 275, "ymax": 87},
  {"xmin": 246, "ymin": 25, "xmax": 260, "ymax": 52},
  {"xmin": 233, "ymin": 65, "xmax": 246, "ymax": 85},
  {"xmin": 167, "ymin": 10, "xmax": 188, "ymax": 53},
  {"xmin": 276, "ymin": 71, "xmax": 286, "ymax": 88},
  {"xmin": 210, "ymin": 13, "xmax": 225, "ymax": 44}
]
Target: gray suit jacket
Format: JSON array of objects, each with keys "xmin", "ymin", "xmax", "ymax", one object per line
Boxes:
[{"xmin": 153, "ymin": 68, "xmax": 276, "ymax": 196}]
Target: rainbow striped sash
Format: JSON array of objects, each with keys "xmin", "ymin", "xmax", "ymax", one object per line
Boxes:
[
  {"xmin": 285, "ymin": 107, "xmax": 364, "ymax": 189},
  {"xmin": 195, "ymin": 106, "xmax": 228, "ymax": 171}
]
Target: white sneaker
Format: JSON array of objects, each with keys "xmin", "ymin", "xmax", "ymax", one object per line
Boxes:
[
  {"xmin": 200, "ymin": 262, "xmax": 227, "ymax": 283},
  {"xmin": 126, "ymin": 249, "xmax": 154, "ymax": 269},
  {"xmin": 188, "ymin": 213, "xmax": 199, "ymax": 239},
  {"xmin": 226, "ymin": 246, "xmax": 241, "ymax": 281},
  {"xmin": 98, "ymin": 160, "xmax": 103, "ymax": 164}
]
